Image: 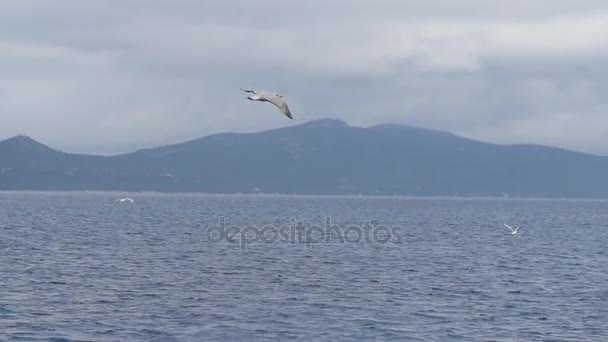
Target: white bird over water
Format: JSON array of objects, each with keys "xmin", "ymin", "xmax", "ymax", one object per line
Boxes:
[
  {"xmin": 503, "ymin": 223, "xmax": 520, "ymax": 235},
  {"xmin": 115, "ymin": 197, "xmax": 135, "ymax": 203},
  {"xmin": 240, "ymin": 88, "xmax": 294, "ymax": 120}
]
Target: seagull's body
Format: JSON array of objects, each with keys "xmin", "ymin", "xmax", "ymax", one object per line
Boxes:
[
  {"xmin": 503, "ymin": 223, "xmax": 520, "ymax": 235},
  {"xmin": 241, "ymin": 88, "xmax": 293, "ymax": 119},
  {"xmin": 115, "ymin": 197, "xmax": 135, "ymax": 203}
]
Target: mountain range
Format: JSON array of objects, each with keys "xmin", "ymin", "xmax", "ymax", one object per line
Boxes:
[{"xmin": 1, "ymin": 119, "xmax": 607, "ymax": 198}]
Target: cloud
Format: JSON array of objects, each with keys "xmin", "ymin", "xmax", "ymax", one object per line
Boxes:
[{"xmin": 0, "ymin": 0, "xmax": 607, "ymax": 155}]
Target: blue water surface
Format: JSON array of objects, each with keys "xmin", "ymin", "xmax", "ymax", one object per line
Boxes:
[{"xmin": 1, "ymin": 192, "xmax": 607, "ymax": 341}]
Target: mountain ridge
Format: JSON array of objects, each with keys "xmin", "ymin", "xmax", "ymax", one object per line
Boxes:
[
  {"xmin": 0, "ymin": 120, "xmax": 600, "ymax": 158},
  {"xmin": 1, "ymin": 119, "xmax": 607, "ymax": 197}
]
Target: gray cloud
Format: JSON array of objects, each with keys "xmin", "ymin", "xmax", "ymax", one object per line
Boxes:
[{"xmin": 1, "ymin": 0, "xmax": 607, "ymax": 154}]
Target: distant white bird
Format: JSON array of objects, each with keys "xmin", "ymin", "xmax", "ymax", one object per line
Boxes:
[
  {"xmin": 115, "ymin": 197, "xmax": 135, "ymax": 203},
  {"xmin": 241, "ymin": 88, "xmax": 294, "ymax": 119},
  {"xmin": 503, "ymin": 223, "xmax": 520, "ymax": 235}
]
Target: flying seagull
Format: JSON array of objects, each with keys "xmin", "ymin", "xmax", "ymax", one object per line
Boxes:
[
  {"xmin": 503, "ymin": 223, "xmax": 520, "ymax": 235},
  {"xmin": 115, "ymin": 197, "xmax": 135, "ymax": 203},
  {"xmin": 241, "ymin": 88, "xmax": 293, "ymax": 119}
]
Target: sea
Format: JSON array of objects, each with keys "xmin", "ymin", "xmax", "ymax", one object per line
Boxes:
[{"xmin": 1, "ymin": 192, "xmax": 607, "ymax": 341}]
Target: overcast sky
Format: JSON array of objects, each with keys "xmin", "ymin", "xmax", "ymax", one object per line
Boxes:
[{"xmin": 1, "ymin": 0, "xmax": 607, "ymax": 155}]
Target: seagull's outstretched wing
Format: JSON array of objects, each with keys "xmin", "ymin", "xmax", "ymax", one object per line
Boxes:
[
  {"xmin": 263, "ymin": 94, "xmax": 293, "ymax": 119},
  {"xmin": 503, "ymin": 223, "xmax": 515, "ymax": 233}
]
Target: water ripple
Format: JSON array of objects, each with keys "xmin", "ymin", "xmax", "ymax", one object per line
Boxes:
[{"xmin": 1, "ymin": 192, "xmax": 607, "ymax": 341}]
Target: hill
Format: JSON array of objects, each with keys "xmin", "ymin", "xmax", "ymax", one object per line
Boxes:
[{"xmin": 1, "ymin": 119, "xmax": 607, "ymax": 197}]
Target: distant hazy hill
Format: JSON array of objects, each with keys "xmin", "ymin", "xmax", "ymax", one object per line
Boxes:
[{"xmin": 1, "ymin": 119, "xmax": 608, "ymax": 197}]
